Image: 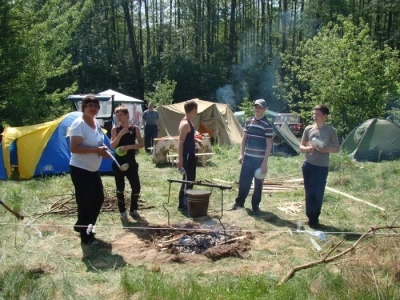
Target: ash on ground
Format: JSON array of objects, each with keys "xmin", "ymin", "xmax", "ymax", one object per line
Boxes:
[{"xmin": 155, "ymin": 222, "xmax": 252, "ymax": 260}]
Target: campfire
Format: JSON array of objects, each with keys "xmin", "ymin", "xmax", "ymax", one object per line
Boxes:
[{"xmin": 153, "ymin": 222, "xmax": 253, "ymax": 260}]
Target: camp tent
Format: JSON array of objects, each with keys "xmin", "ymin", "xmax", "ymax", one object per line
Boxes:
[
  {"xmin": 234, "ymin": 109, "xmax": 278, "ymax": 126},
  {"xmin": 273, "ymin": 121, "xmax": 300, "ymax": 155},
  {"xmin": 1, "ymin": 111, "xmax": 112, "ymax": 179},
  {"xmin": 0, "ymin": 145, "xmax": 6, "ymax": 180},
  {"xmin": 341, "ymin": 118, "xmax": 400, "ymax": 162},
  {"xmin": 97, "ymin": 89, "xmax": 144, "ymax": 126},
  {"xmin": 68, "ymin": 90, "xmax": 144, "ymax": 127},
  {"xmin": 157, "ymin": 99, "xmax": 244, "ymax": 145}
]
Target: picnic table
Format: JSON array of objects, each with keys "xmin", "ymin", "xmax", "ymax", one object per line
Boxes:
[{"xmin": 152, "ymin": 135, "xmax": 214, "ymax": 166}]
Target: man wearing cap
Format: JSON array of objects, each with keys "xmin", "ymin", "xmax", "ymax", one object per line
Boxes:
[{"xmin": 229, "ymin": 99, "xmax": 273, "ymax": 215}]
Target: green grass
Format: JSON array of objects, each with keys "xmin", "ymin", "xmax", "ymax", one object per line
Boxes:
[{"xmin": 1, "ymin": 145, "xmax": 400, "ymax": 299}]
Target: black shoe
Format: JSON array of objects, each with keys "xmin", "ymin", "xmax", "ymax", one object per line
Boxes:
[
  {"xmin": 178, "ymin": 206, "xmax": 188, "ymax": 212},
  {"xmin": 252, "ymin": 207, "xmax": 260, "ymax": 215},
  {"xmin": 82, "ymin": 237, "xmax": 99, "ymax": 247},
  {"xmin": 228, "ymin": 203, "xmax": 244, "ymax": 211},
  {"xmin": 304, "ymin": 220, "xmax": 319, "ymax": 229}
]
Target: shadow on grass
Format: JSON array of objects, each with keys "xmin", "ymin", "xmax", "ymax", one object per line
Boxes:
[
  {"xmin": 154, "ymin": 160, "xmax": 217, "ymax": 169},
  {"xmin": 81, "ymin": 239, "xmax": 128, "ymax": 272},
  {"xmin": 246, "ymin": 209, "xmax": 357, "ymax": 240},
  {"xmin": 246, "ymin": 209, "xmax": 298, "ymax": 229},
  {"xmin": 317, "ymin": 223, "xmax": 363, "ymax": 241},
  {"xmin": 121, "ymin": 217, "xmax": 173, "ymax": 242}
]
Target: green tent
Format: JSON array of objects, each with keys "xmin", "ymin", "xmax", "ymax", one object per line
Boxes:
[
  {"xmin": 273, "ymin": 121, "xmax": 300, "ymax": 155},
  {"xmin": 341, "ymin": 118, "xmax": 400, "ymax": 162}
]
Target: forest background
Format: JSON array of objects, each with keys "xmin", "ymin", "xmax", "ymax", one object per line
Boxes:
[{"xmin": 1, "ymin": 0, "xmax": 400, "ymax": 136}]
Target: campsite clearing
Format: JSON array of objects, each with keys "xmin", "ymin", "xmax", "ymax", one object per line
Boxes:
[{"xmin": 1, "ymin": 147, "xmax": 400, "ymax": 298}]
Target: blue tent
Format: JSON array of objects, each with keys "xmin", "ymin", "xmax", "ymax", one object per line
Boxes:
[
  {"xmin": 34, "ymin": 112, "xmax": 113, "ymax": 176},
  {"xmin": 0, "ymin": 145, "xmax": 6, "ymax": 180},
  {"xmin": 1, "ymin": 111, "xmax": 112, "ymax": 179}
]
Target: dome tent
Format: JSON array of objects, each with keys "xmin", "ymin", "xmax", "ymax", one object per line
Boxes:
[
  {"xmin": 341, "ymin": 118, "xmax": 400, "ymax": 162},
  {"xmin": 1, "ymin": 112, "xmax": 112, "ymax": 179}
]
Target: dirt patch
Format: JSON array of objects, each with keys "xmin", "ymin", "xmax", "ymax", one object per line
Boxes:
[
  {"xmin": 204, "ymin": 239, "xmax": 251, "ymax": 260},
  {"xmin": 111, "ymin": 222, "xmax": 253, "ymax": 264}
]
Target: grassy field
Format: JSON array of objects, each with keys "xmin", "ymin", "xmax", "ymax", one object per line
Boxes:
[{"xmin": 1, "ymin": 144, "xmax": 400, "ymax": 299}]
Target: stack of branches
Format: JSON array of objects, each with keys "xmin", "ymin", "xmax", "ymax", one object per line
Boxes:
[
  {"xmin": 32, "ymin": 187, "xmax": 153, "ymax": 218},
  {"xmin": 250, "ymin": 174, "xmax": 303, "ymax": 193}
]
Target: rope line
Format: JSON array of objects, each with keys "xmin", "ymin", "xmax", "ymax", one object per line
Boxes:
[{"xmin": 1, "ymin": 222, "xmax": 399, "ymax": 236}]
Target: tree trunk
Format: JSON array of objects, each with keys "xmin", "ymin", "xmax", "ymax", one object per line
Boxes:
[
  {"xmin": 144, "ymin": 0, "xmax": 151, "ymax": 61},
  {"xmin": 226, "ymin": 0, "xmax": 236, "ymax": 80},
  {"xmin": 122, "ymin": 1, "xmax": 144, "ymax": 99}
]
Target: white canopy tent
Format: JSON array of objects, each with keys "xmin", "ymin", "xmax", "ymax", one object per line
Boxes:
[{"xmin": 97, "ymin": 89, "xmax": 144, "ymax": 126}]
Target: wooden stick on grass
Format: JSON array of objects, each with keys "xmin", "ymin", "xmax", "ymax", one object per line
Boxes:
[{"xmin": 278, "ymin": 225, "xmax": 400, "ymax": 286}]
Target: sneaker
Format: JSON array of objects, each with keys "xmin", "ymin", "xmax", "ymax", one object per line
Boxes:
[
  {"xmin": 120, "ymin": 211, "xmax": 128, "ymax": 220},
  {"xmin": 129, "ymin": 210, "xmax": 141, "ymax": 219},
  {"xmin": 228, "ymin": 203, "xmax": 244, "ymax": 211}
]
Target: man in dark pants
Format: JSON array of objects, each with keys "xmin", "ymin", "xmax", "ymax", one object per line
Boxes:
[
  {"xmin": 177, "ymin": 100, "xmax": 200, "ymax": 211},
  {"xmin": 141, "ymin": 102, "xmax": 160, "ymax": 154},
  {"xmin": 299, "ymin": 104, "xmax": 340, "ymax": 228},
  {"xmin": 229, "ymin": 99, "xmax": 273, "ymax": 215}
]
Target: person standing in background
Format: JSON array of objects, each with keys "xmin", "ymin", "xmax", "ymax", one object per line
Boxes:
[
  {"xmin": 69, "ymin": 94, "xmax": 109, "ymax": 246},
  {"xmin": 229, "ymin": 99, "xmax": 273, "ymax": 215},
  {"xmin": 141, "ymin": 102, "xmax": 160, "ymax": 154},
  {"xmin": 110, "ymin": 105, "xmax": 144, "ymax": 221},
  {"xmin": 177, "ymin": 100, "xmax": 199, "ymax": 211},
  {"xmin": 299, "ymin": 104, "xmax": 340, "ymax": 229}
]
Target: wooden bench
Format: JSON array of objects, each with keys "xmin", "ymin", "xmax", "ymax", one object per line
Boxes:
[{"xmin": 166, "ymin": 152, "xmax": 214, "ymax": 167}]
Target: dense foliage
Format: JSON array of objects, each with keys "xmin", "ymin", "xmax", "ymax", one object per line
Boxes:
[
  {"xmin": 280, "ymin": 17, "xmax": 400, "ymax": 135},
  {"xmin": 1, "ymin": 0, "xmax": 400, "ymax": 134}
]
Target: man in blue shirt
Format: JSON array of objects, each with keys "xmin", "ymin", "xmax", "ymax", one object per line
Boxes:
[
  {"xmin": 141, "ymin": 102, "xmax": 160, "ymax": 154},
  {"xmin": 229, "ymin": 99, "xmax": 273, "ymax": 215}
]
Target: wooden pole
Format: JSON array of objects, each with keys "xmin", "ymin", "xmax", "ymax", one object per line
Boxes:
[{"xmin": 325, "ymin": 186, "xmax": 385, "ymax": 211}]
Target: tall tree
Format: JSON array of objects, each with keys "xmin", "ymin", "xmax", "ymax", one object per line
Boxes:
[
  {"xmin": 226, "ymin": 0, "xmax": 236, "ymax": 80},
  {"xmin": 281, "ymin": 16, "xmax": 400, "ymax": 135},
  {"xmin": 122, "ymin": 0, "xmax": 144, "ymax": 99}
]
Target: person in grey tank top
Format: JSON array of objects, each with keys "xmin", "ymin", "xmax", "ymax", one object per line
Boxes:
[{"xmin": 299, "ymin": 104, "xmax": 340, "ymax": 229}]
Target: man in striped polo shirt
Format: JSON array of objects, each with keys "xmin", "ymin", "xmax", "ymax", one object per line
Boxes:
[{"xmin": 229, "ymin": 99, "xmax": 273, "ymax": 215}]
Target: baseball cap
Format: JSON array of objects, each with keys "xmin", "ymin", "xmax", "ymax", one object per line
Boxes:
[{"xmin": 254, "ymin": 99, "xmax": 267, "ymax": 108}]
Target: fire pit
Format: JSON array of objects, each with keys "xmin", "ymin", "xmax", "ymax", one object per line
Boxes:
[{"xmin": 154, "ymin": 223, "xmax": 252, "ymax": 260}]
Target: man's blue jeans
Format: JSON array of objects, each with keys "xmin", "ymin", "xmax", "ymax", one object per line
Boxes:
[
  {"xmin": 302, "ymin": 161, "xmax": 329, "ymax": 226},
  {"xmin": 235, "ymin": 155, "xmax": 264, "ymax": 210},
  {"xmin": 144, "ymin": 125, "xmax": 158, "ymax": 153}
]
